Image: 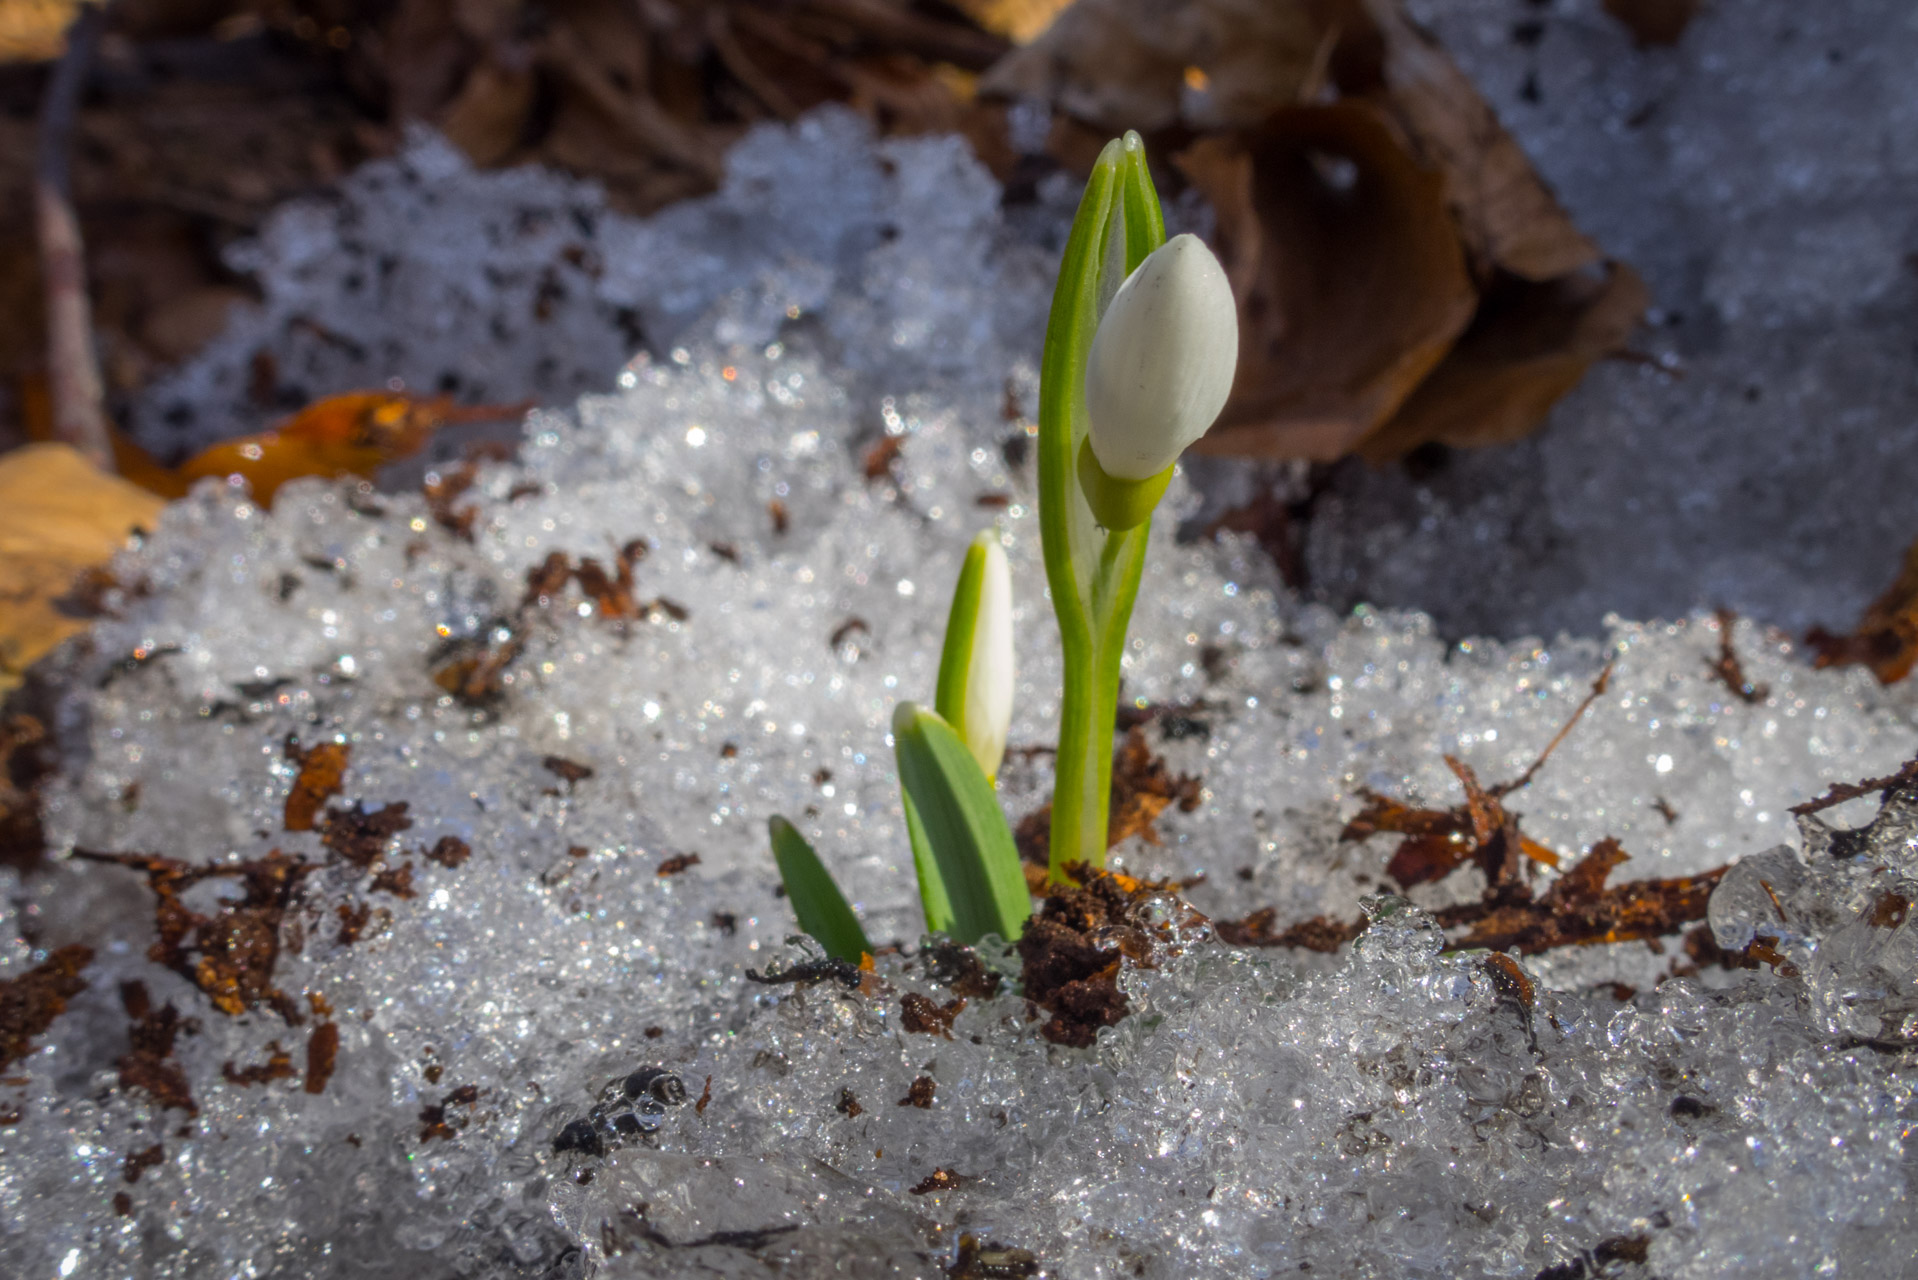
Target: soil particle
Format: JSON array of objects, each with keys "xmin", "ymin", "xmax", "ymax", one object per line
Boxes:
[
  {"xmin": 898, "ymin": 1076, "xmax": 936, "ymax": 1108},
  {"xmin": 304, "ymin": 1022, "xmax": 339, "ymax": 1094},
  {"xmin": 923, "ymin": 942, "xmax": 1002, "ymax": 998},
  {"xmin": 1017, "ymin": 870, "xmax": 1163, "ymax": 1049},
  {"xmin": 122, "ymin": 1143, "xmax": 165, "ymax": 1183},
  {"xmin": 837, "ymin": 1087, "xmax": 863, "ymax": 1118},
  {"xmin": 656, "ymin": 853, "xmax": 701, "ymax": 877},
  {"xmin": 117, "ymin": 980, "xmax": 198, "ymax": 1115},
  {"xmin": 900, "ymin": 992, "xmax": 966, "ymax": 1038},
  {"xmin": 221, "ymin": 1041, "xmax": 296, "ymax": 1086},
  {"xmin": 0, "ymin": 944, "xmax": 91, "ymax": 1072},
  {"xmin": 909, "ymin": 1167, "xmax": 968, "ymax": 1194},
  {"xmin": 370, "ymin": 862, "xmax": 417, "ymax": 898},
  {"xmin": 425, "ymin": 835, "xmax": 472, "ymax": 868},
  {"xmin": 321, "ymin": 802, "xmax": 414, "ymax": 868}
]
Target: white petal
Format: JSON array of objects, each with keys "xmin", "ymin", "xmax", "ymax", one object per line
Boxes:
[
  {"xmin": 962, "ymin": 536, "xmax": 1013, "ymax": 779},
  {"xmin": 1083, "ymin": 234, "xmax": 1240, "ymax": 481}
]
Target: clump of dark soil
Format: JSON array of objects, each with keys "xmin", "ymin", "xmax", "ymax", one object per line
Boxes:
[{"xmin": 1017, "ymin": 869, "xmax": 1168, "ymax": 1048}]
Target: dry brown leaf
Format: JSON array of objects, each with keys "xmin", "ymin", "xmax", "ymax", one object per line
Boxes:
[
  {"xmin": 0, "ymin": 0, "xmax": 82, "ymax": 63},
  {"xmin": 1346, "ymin": 0, "xmax": 1598, "ymax": 283},
  {"xmin": 0, "ymin": 443, "xmax": 164, "ymax": 696},
  {"xmin": 978, "ymin": 0, "xmax": 1327, "ymax": 134},
  {"xmin": 985, "ymin": 0, "xmax": 1642, "ymax": 464},
  {"xmin": 1807, "ymin": 537, "xmax": 1918, "ymax": 684},
  {"xmin": 1181, "ymin": 102, "xmax": 1478, "ymax": 461},
  {"xmin": 1354, "ymin": 261, "xmax": 1649, "ymax": 460}
]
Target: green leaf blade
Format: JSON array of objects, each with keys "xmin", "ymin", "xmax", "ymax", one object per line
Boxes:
[
  {"xmin": 903, "ymin": 790, "xmax": 955, "ymax": 937},
  {"xmin": 893, "ymin": 703, "xmax": 1029, "ymax": 944},
  {"xmin": 768, "ymin": 816, "xmax": 872, "ymax": 964}
]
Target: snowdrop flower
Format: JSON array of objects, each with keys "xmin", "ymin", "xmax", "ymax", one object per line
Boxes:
[
  {"xmin": 936, "ymin": 531, "xmax": 1014, "ymax": 780},
  {"xmin": 1079, "ymin": 233, "xmax": 1238, "ymax": 528}
]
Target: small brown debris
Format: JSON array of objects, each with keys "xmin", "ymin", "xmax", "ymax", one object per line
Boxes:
[
  {"xmin": 522, "ymin": 552, "xmax": 574, "ymax": 608},
  {"xmin": 446, "ymin": 1083, "xmax": 480, "ymax": 1107},
  {"xmin": 949, "ymin": 1233, "xmax": 1039, "ymax": 1278},
  {"xmin": 898, "ymin": 1076, "xmax": 936, "ymax": 1108},
  {"xmin": 370, "ymin": 863, "xmax": 417, "ymax": 899},
  {"xmin": 335, "ymin": 901, "xmax": 377, "ymax": 945},
  {"xmin": 709, "ymin": 541, "xmax": 741, "ymax": 564},
  {"xmin": 924, "ymin": 942, "xmax": 1002, "ymax": 999},
  {"xmin": 122, "ymin": 1143, "xmax": 165, "ymax": 1184},
  {"xmin": 425, "ymin": 836, "xmax": 472, "ymax": 868},
  {"xmin": 0, "ymin": 714, "xmax": 55, "ymax": 871},
  {"xmin": 304, "ymin": 1022, "xmax": 339, "ymax": 1094},
  {"xmin": 657, "ymin": 853, "xmax": 701, "ymax": 877},
  {"xmin": 418, "ymin": 1103, "xmax": 457, "ymax": 1143},
  {"xmin": 1706, "ymin": 609, "xmax": 1769, "ymax": 704},
  {"xmin": 431, "ymin": 632, "xmax": 524, "ymax": 706},
  {"xmin": 1652, "ymin": 796, "xmax": 1679, "ymax": 825},
  {"xmin": 282, "ymin": 738, "xmax": 349, "ymax": 831},
  {"xmin": 900, "ymin": 992, "xmax": 966, "ymax": 1038},
  {"xmin": 322, "ymin": 802, "xmax": 414, "ymax": 868},
  {"xmin": 1808, "ymin": 538, "xmax": 1918, "ymax": 684},
  {"xmin": 720, "ymin": 742, "xmax": 739, "ymax": 759},
  {"xmin": 117, "ymin": 982, "xmax": 198, "ymax": 1115},
  {"xmin": 837, "ymin": 1087, "xmax": 863, "ymax": 1118},
  {"xmin": 862, "ymin": 434, "xmax": 905, "ymax": 481},
  {"xmin": 711, "ymin": 912, "xmax": 737, "ymax": 935},
  {"xmin": 113, "ymin": 1192, "xmax": 132, "ymax": 1216},
  {"xmin": 908, "ymin": 1167, "xmax": 967, "ymax": 1194},
  {"xmin": 768, "ymin": 499, "xmax": 789, "ymax": 535},
  {"xmin": 974, "ymin": 492, "xmax": 1011, "ymax": 509},
  {"xmin": 0, "ymin": 944, "xmax": 91, "ymax": 1072},
  {"xmin": 221, "ymin": 1042, "xmax": 296, "ymax": 1086},
  {"xmin": 1868, "ymin": 891, "xmax": 1911, "ymax": 930},
  {"xmin": 644, "ymin": 1026, "xmax": 664, "ymax": 1039},
  {"xmin": 78, "ymin": 850, "xmax": 312, "ymax": 1022},
  {"xmin": 542, "ymin": 755, "xmax": 595, "ymax": 787},
  {"xmin": 1214, "ymin": 908, "xmax": 1361, "ymax": 953},
  {"xmin": 1481, "ymin": 952, "xmax": 1536, "ymax": 1007},
  {"xmin": 829, "ymin": 617, "xmax": 871, "ymax": 651},
  {"xmin": 695, "ymin": 1075, "xmax": 712, "ymax": 1116}
]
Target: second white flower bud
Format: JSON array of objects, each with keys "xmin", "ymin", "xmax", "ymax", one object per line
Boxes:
[{"xmin": 1083, "ymin": 233, "xmax": 1239, "ymax": 482}]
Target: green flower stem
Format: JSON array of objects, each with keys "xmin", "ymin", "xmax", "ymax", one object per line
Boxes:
[{"xmin": 1038, "ymin": 132, "xmax": 1166, "ymax": 881}]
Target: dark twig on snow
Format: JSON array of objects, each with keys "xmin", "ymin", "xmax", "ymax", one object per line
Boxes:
[{"xmin": 35, "ymin": 1, "xmax": 113, "ymax": 471}]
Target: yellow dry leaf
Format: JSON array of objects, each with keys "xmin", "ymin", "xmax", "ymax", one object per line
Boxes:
[
  {"xmin": 949, "ymin": 0, "xmax": 1076, "ymax": 44},
  {"xmin": 0, "ymin": 443, "xmax": 164, "ymax": 695},
  {"xmin": 0, "ymin": 0, "xmax": 83, "ymax": 63}
]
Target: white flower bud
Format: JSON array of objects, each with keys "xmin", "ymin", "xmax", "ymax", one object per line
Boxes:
[
  {"xmin": 936, "ymin": 532, "xmax": 1014, "ymax": 780},
  {"xmin": 1083, "ymin": 233, "xmax": 1239, "ymax": 482}
]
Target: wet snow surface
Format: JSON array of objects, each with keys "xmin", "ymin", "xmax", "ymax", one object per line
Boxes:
[{"xmin": 9, "ymin": 4, "xmax": 1918, "ymax": 1277}]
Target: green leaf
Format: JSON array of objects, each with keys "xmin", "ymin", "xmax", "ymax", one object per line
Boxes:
[
  {"xmin": 903, "ymin": 790, "xmax": 955, "ymax": 936},
  {"xmin": 892, "ymin": 702, "xmax": 1029, "ymax": 944},
  {"xmin": 767, "ymin": 816, "xmax": 872, "ymax": 963}
]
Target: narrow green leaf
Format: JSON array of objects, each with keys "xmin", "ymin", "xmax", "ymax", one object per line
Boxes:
[
  {"xmin": 892, "ymin": 703, "xmax": 1029, "ymax": 944},
  {"xmin": 767, "ymin": 816, "xmax": 872, "ymax": 963},
  {"xmin": 903, "ymin": 790, "xmax": 955, "ymax": 936}
]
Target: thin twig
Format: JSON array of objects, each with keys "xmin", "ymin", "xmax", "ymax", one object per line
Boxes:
[
  {"xmin": 35, "ymin": 0, "xmax": 112, "ymax": 470},
  {"xmin": 1491, "ymin": 660, "xmax": 1615, "ymax": 798}
]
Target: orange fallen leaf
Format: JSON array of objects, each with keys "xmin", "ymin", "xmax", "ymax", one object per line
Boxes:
[
  {"xmin": 1807, "ymin": 537, "xmax": 1918, "ymax": 684},
  {"xmin": 0, "ymin": 443, "xmax": 164, "ymax": 696},
  {"xmin": 169, "ymin": 393, "xmax": 528, "ymax": 507}
]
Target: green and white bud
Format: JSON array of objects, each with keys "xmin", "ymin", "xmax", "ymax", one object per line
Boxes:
[
  {"xmin": 935, "ymin": 532, "xmax": 1014, "ymax": 780},
  {"xmin": 1080, "ymin": 233, "xmax": 1239, "ymax": 523}
]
